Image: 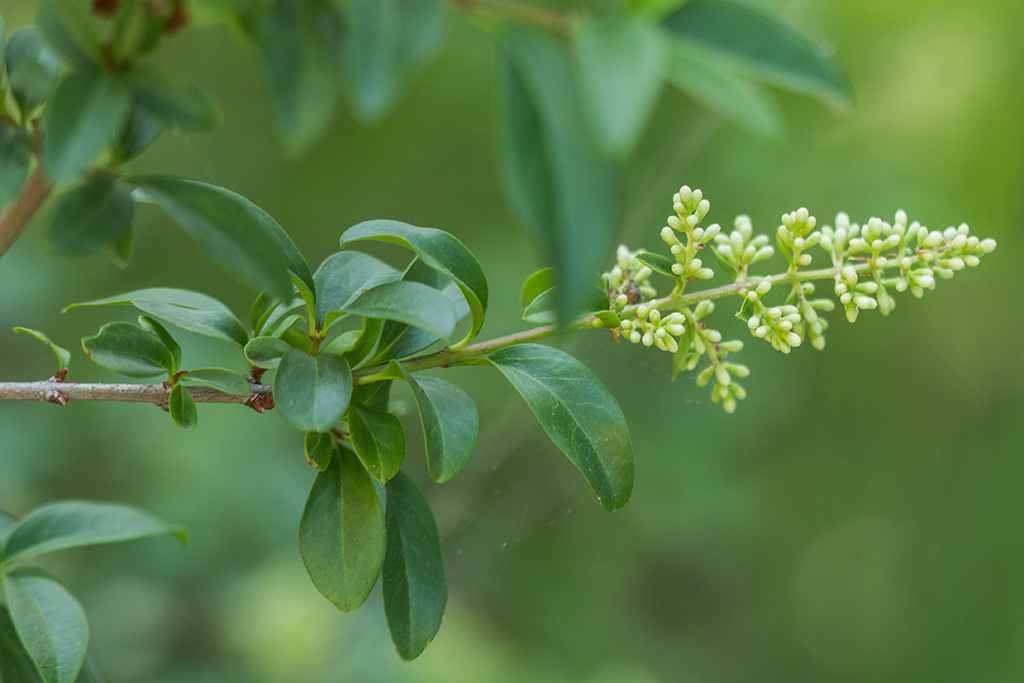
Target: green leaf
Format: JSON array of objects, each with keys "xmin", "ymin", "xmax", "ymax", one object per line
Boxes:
[
  {"xmin": 168, "ymin": 383, "xmax": 197, "ymax": 431},
  {"xmin": 497, "ymin": 28, "xmax": 621, "ymax": 322},
  {"xmin": 105, "ymin": 227, "xmax": 134, "ymax": 268},
  {"xmin": 341, "ymin": 317, "xmax": 381, "ymax": 367},
  {"xmin": 313, "ymin": 250, "xmax": 400, "ymax": 325},
  {"xmin": 299, "ymin": 447, "xmax": 385, "ymax": 611},
  {"xmin": 124, "ymin": 64, "xmax": 222, "ymax": 132},
  {"xmin": 339, "ymin": 220, "xmax": 488, "ymax": 347},
  {"xmin": 274, "ymin": 349, "xmax": 352, "ymax": 432},
  {"xmin": 118, "ymin": 107, "xmax": 165, "ymax": 162},
  {"xmin": 81, "ymin": 322, "xmax": 174, "ymax": 378},
  {"xmin": 636, "ymin": 250, "xmax": 680, "ymax": 278},
  {"xmin": 13, "ymin": 328, "xmax": 71, "ymax": 370},
  {"xmin": 261, "ymin": 0, "xmax": 340, "ymax": 152},
  {"xmin": 180, "ymin": 368, "xmax": 251, "ymax": 395},
  {"xmin": 629, "ymin": 0, "xmax": 690, "ymax": 19},
  {"xmin": 42, "ymin": 69, "xmax": 132, "ymax": 183},
  {"xmin": 664, "ymin": 38, "xmax": 783, "ymax": 140},
  {"xmin": 0, "ymin": 509, "xmax": 18, "ymax": 550},
  {"xmin": 43, "ymin": 173, "xmax": 134, "ymax": 255},
  {"xmin": 131, "ymin": 176, "xmax": 311, "ymax": 303},
  {"xmin": 399, "ymin": 367, "xmax": 477, "ymax": 483},
  {"xmin": 2, "ymin": 568, "xmax": 88, "ymax": 683},
  {"xmin": 137, "ymin": 316, "xmax": 181, "ymax": 373},
  {"xmin": 38, "ymin": 0, "xmax": 101, "ymax": 66},
  {"xmin": 477, "ymin": 344, "xmax": 633, "ymax": 511},
  {"xmin": 66, "ymin": 288, "xmax": 249, "ymax": 348},
  {"xmin": 520, "ymin": 267, "xmax": 556, "ymax": 311},
  {"xmin": 1, "ymin": 501, "xmax": 186, "ymax": 567},
  {"xmin": 343, "ymin": 281, "xmax": 456, "ymax": 342},
  {"xmin": 244, "ymin": 336, "xmax": 290, "ymax": 369},
  {"xmin": 521, "ymin": 288, "xmax": 557, "ymax": 324},
  {"xmin": 382, "ymin": 471, "xmax": 446, "ymax": 660},
  {"xmin": 573, "ymin": 14, "xmax": 666, "ymax": 158},
  {"xmin": 662, "ymin": 0, "xmax": 852, "ymax": 105},
  {"xmin": 304, "ymin": 431, "xmax": 334, "ymax": 471},
  {"xmin": 321, "ymin": 330, "xmax": 361, "ymax": 355},
  {"xmin": 0, "ymin": 124, "xmax": 32, "ymax": 208},
  {"xmin": 5, "ymin": 27, "xmax": 63, "ymax": 111},
  {"xmin": 349, "ymin": 401, "xmax": 404, "ymax": 484},
  {"xmin": 0, "ymin": 604, "xmax": 46, "ymax": 682},
  {"xmin": 109, "ymin": 0, "xmax": 151, "ymax": 63}
]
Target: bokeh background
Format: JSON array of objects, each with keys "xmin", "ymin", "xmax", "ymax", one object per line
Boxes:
[{"xmin": 2, "ymin": 0, "xmax": 1023, "ymax": 680}]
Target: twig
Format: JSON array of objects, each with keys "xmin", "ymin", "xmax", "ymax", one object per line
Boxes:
[
  {"xmin": 0, "ymin": 168, "xmax": 52, "ymax": 260},
  {"xmin": 0, "ymin": 380, "xmax": 273, "ymax": 411}
]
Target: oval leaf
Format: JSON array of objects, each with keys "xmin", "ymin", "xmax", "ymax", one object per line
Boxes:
[
  {"xmin": 137, "ymin": 315, "xmax": 181, "ymax": 373},
  {"xmin": 344, "ymin": 281, "xmax": 456, "ymax": 342},
  {"xmin": 168, "ymin": 383, "xmax": 197, "ymax": 431},
  {"xmin": 244, "ymin": 336, "xmax": 291, "ymax": 369},
  {"xmin": 180, "ymin": 367, "xmax": 251, "ymax": 395},
  {"xmin": 3, "ymin": 568, "xmax": 88, "ymax": 683},
  {"xmin": 124, "ymin": 63, "xmax": 222, "ymax": 132},
  {"xmin": 299, "ymin": 447, "xmax": 385, "ymax": 611},
  {"xmin": 81, "ymin": 321, "xmax": 174, "ymax": 378},
  {"xmin": 2, "ymin": 501, "xmax": 186, "ymax": 566},
  {"xmin": 399, "ymin": 368, "xmax": 477, "ymax": 483},
  {"xmin": 636, "ymin": 251, "xmax": 680, "ymax": 279},
  {"xmin": 44, "ymin": 173, "xmax": 134, "ymax": 255},
  {"xmin": 349, "ymin": 402, "xmax": 405, "ymax": 484},
  {"xmin": 478, "ymin": 344, "xmax": 633, "ymax": 511},
  {"xmin": 520, "ymin": 267, "xmax": 556, "ymax": 312},
  {"xmin": 13, "ymin": 328, "xmax": 71, "ymax": 370},
  {"xmin": 304, "ymin": 431, "xmax": 334, "ymax": 471},
  {"xmin": 313, "ymin": 250, "xmax": 400, "ymax": 325},
  {"xmin": 382, "ymin": 471, "xmax": 447, "ymax": 661},
  {"xmin": 0, "ymin": 604, "xmax": 48, "ymax": 682},
  {"xmin": 38, "ymin": 0, "xmax": 101, "ymax": 65},
  {"xmin": 274, "ymin": 349, "xmax": 352, "ymax": 432},
  {"xmin": 5, "ymin": 27, "xmax": 63, "ymax": 111}
]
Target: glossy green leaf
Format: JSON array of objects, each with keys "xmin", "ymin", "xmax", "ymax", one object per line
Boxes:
[
  {"xmin": 137, "ymin": 316, "xmax": 181, "ymax": 373},
  {"xmin": 522, "ymin": 288, "xmax": 557, "ymax": 324},
  {"xmin": 42, "ymin": 69, "xmax": 132, "ymax": 182},
  {"xmin": 314, "ymin": 250, "xmax": 400, "ymax": 325},
  {"xmin": 5, "ymin": 27, "xmax": 63, "ymax": 111},
  {"xmin": 664, "ymin": 38, "xmax": 783, "ymax": 140},
  {"xmin": 342, "ymin": 316, "xmax": 382, "ymax": 367},
  {"xmin": 244, "ymin": 336, "xmax": 290, "ymax": 369},
  {"xmin": 573, "ymin": 14, "xmax": 666, "ymax": 158},
  {"xmin": 43, "ymin": 173, "xmax": 134, "ymax": 255},
  {"xmin": 478, "ymin": 344, "xmax": 633, "ymax": 511},
  {"xmin": 66, "ymin": 288, "xmax": 249, "ymax": 348},
  {"xmin": 2, "ymin": 568, "xmax": 88, "ymax": 683},
  {"xmin": 274, "ymin": 349, "xmax": 352, "ymax": 432},
  {"xmin": 370, "ymin": 282, "xmax": 468, "ymax": 363},
  {"xmin": 343, "ymin": 281, "xmax": 456, "ymax": 342},
  {"xmin": 340, "ymin": 220, "xmax": 488, "ymax": 346},
  {"xmin": 299, "ymin": 447, "xmax": 385, "ymax": 611},
  {"xmin": 131, "ymin": 176, "xmax": 308, "ymax": 303},
  {"xmin": 0, "ymin": 605, "xmax": 46, "ymax": 683},
  {"xmin": 662, "ymin": 0, "xmax": 852, "ymax": 105},
  {"xmin": 1, "ymin": 500, "xmax": 186, "ymax": 566},
  {"xmin": 349, "ymin": 402, "xmax": 405, "ymax": 484},
  {"xmin": 305, "ymin": 432, "xmax": 334, "ymax": 471},
  {"xmin": 13, "ymin": 328, "xmax": 70, "ymax": 370},
  {"xmin": 81, "ymin": 322, "xmax": 174, "ymax": 378},
  {"xmin": 38, "ymin": 0, "xmax": 101, "ymax": 65},
  {"xmin": 399, "ymin": 367, "xmax": 477, "ymax": 483},
  {"xmin": 321, "ymin": 330, "xmax": 361, "ymax": 355},
  {"xmin": 636, "ymin": 251, "xmax": 680, "ymax": 278},
  {"xmin": 0, "ymin": 124, "xmax": 32, "ymax": 208},
  {"xmin": 261, "ymin": 0, "xmax": 340, "ymax": 152},
  {"xmin": 181, "ymin": 368, "xmax": 251, "ymax": 395},
  {"xmin": 382, "ymin": 471, "xmax": 446, "ymax": 660},
  {"xmin": 168, "ymin": 383, "xmax": 197, "ymax": 431},
  {"xmin": 498, "ymin": 28, "xmax": 621, "ymax": 322},
  {"xmin": 125, "ymin": 64, "xmax": 222, "ymax": 132},
  {"xmin": 520, "ymin": 267, "xmax": 556, "ymax": 311}
]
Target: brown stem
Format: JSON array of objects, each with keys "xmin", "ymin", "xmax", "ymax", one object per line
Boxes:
[
  {"xmin": 0, "ymin": 380, "xmax": 273, "ymax": 411},
  {"xmin": 0, "ymin": 168, "xmax": 52, "ymax": 260}
]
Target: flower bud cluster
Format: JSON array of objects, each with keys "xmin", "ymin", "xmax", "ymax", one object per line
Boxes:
[
  {"xmin": 791, "ymin": 283, "xmax": 834, "ymax": 351},
  {"xmin": 667, "ymin": 302, "xmax": 748, "ymax": 413},
  {"xmin": 661, "ymin": 186, "xmax": 716, "ymax": 283},
  {"xmin": 777, "ymin": 207, "xmax": 822, "ymax": 272},
  {"xmin": 712, "ymin": 215, "xmax": 773, "ymax": 280},
  {"xmin": 604, "ymin": 245, "xmax": 657, "ymax": 311},
  {"xmin": 619, "ymin": 305, "xmax": 686, "ymax": 352}
]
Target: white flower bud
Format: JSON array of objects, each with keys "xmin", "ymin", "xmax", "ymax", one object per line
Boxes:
[
  {"xmin": 964, "ymin": 255, "xmax": 980, "ymax": 267},
  {"xmin": 636, "ymin": 266, "xmax": 653, "ymax": 281},
  {"xmin": 696, "ymin": 268, "xmax": 715, "ymax": 279},
  {"xmin": 649, "ymin": 309, "xmax": 661, "ymax": 325},
  {"xmin": 936, "ymin": 267, "xmax": 954, "ymax": 279},
  {"xmin": 957, "ymin": 223, "xmax": 970, "ymax": 237},
  {"xmin": 894, "ymin": 279, "xmax": 908, "ymax": 292},
  {"xmin": 840, "ymin": 292, "xmax": 852, "ymax": 305},
  {"xmin": 849, "ymin": 238, "xmax": 867, "ymax": 252},
  {"xmin": 867, "ymin": 217, "xmax": 883, "ymax": 240},
  {"xmin": 688, "ymin": 258, "xmax": 703, "ymax": 271},
  {"xmin": 923, "ymin": 231, "xmax": 944, "ymax": 248},
  {"xmin": 794, "ymin": 237, "xmax": 805, "ymax": 249},
  {"xmin": 842, "ymin": 267, "xmax": 858, "ymax": 287},
  {"xmin": 857, "ymin": 281, "xmax": 878, "ymax": 294},
  {"xmin": 662, "ymin": 225, "xmax": 678, "ymax": 241},
  {"xmin": 654, "ymin": 336, "xmax": 668, "ymax": 351},
  {"xmin": 692, "ymin": 227, "xmax": 704, "ymax": 241},
  {"xmin": 665, "ymin": 312, "xmax": 685, "ymax": 324},
  {"xmin": 786, "ymin": 332, "xmax": 802, "ymax": 347},
  {"xmin": 910, "ymin": 285, "xmax": 924, "ymax": 299},
  {"xmin": 778, "ymin": 320, "xmax": 793, "ymax": 332},
  {"xmin": 895, "ymin": 209, "xmax": 908, "ymax": 226},
  {"xmin": 748, "ymin": 316, "xmax": 760, "ymax": 330},
  {"xmin": 855, "ymin": 296, "xmax": 876, "ymax": 309},
  {"xmin": 664, "ymin": 337, "xmax": 679, "ymax": 353},
  {"xmin": 820, "ymin": 235, "xmax": 834, "ymax": 252},
  {"xmin": 671, "ymin": 263, "xmax": 684, "ymax": 275},
  {"xmin": 629, "ymin": 331, "xmax": 642, "ymax": 344},
  {"xmin": 805, "ymin": 232, "xmax": 822, "ymax": 248},
  {"xmin": 667, "ymin": 324, "xmax": 685, "ymax": 336},
  {"xmin": 980, "ymin": 238, "xmax": 997, "ymax": 253},
  {"xmin": 692, "ymin": 189, "xmax": 703, "ymax": 203},
  {"xmin": 767, "ymin": 307, "xmax": 782, "ymax": 320},
  {"xmin": 798, "ymin": 253, "xmax": 813, "ymax": 266},
  {"xmin": 674, "ymin": 202, "xmax": 685, "ymax": 214},
  {"xmin": 703, "ymin": 224, "xmax": 721, "ymax": 241},
  {"xmin": 715, "ymin": 244, "xmax": 733, "ymax": 259},
  {"xmin": 742, "ymin": 245, "xmax": 757, "ymax": 263},
  {"xmin": 947, "ymin": 257, "xmax": 965, "ymax": 271},
  {"xmin": 705, "ymin": 329, "xmax": 723, "ymax": 343},
  {"xmin": 796, "ymin": 207, "xmax": 810, "ymax": 224},
  {"xmin": 755, "ymin": 326, "xmax": 768, "ymax": 338},
  {"xmin": 966, "ymin": 236, "xmax": 979, "ymax": 250},
  {"xmin": 720, "ymin": 341, "xmax": 744, "ymax": 353},
  {"xmin": 615, "ymin": 293, "xmax": 628, "ymax": 309},
  {"xmin": 671, "ymin": 244, "xmax": 684, "ymax": 255},
  {"xmin": 900, "ymin": 257, "xmax": 913, "ymax": 270},
  {"xmin": 834, "ymin": 282, "xmax": 847, "ymax": 296},
  {"xmin": 756, "ymin": 279, "xmax": 773, "ymax": 296},
  {"xmin": 811, "ymin": 335, "xmax": 826, "ymax": 350},
  {"xmin": 874, "ymin": 257, "xmax": 887, "ymax": 268},
  {"xmin": 943, "ymin": 226, "xmax": 957, "ymax": 240},
  {"xmin": 636, "ymin": 305, "xmax": 649, "ymax": 320},
  {"xmin": 777, "ymin": 226, "xmax": 792, "ymax": 243},
  {"xmin": 697, "ymin": 199, "xmax": 710, "ymax": 218},
  {"xmin": 640, "ymin": 286, "xmax": 656, "ymax": 298},
  {"xmin": 746, "ymin": 291, "xmax": 759, "ymax": 302},
  {"xmin": 845, "ymin": 306, "xmax": 859, "ymax": 323},
  {"xmin": 686, "ymin": 215, "xmax": 700, "ymax": 228},
  {"xmin": 678, "ymin": 186, "xmax": 692, "ymax": 203},
  {"xmin": 642, "ymin": 332, "xmax": 654, "ymax": 347},
  {"xmin": 950, "ymin": 234, "xmax": 968, "ymax": 250}
]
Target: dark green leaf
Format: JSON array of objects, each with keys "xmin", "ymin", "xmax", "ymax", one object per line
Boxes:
[
  {"xmin": 636, "ymin": 251, "xmax": 679, "ymax": 278},
  {"xmin": 314, "ymin": 251, "xmax": 400, "ymax": 326},
  {"xmin": 382, "ymin": 471, "xmax": 446, "ymax": 661},
  {"xmin": 299, "ymin": 447, "xmax": 385, "ymax": 611},
  {"xmin": 1, "ymin": 500, "xmax": 186, "ymax": 566},
  {"xmin": 340, "ymin": 220, "xmax": 488, "ymax": 346},
  {"xmin": 44, "ymin": 174, "xmax": 134, "ymax": 255},
  {"xmin": 0, "ymin": 124, "xmax": 32, "ymax": 208},
  {"xmin": 477, "ymin": 344, "xmax": 633, "ymax": 511},
  {"xmin": 0, "ymin": 605, "xmax": 46, "ymax": 683},
  {"xmin": 498, "ymin": 28, "xmax": 622, "ymax": 322},
  {"xmin": 399, "ymin": 367, "xmax": 477, "ymax": 483},
  {"xmin": 81, "ymin": 321, "xmax": 174, "ymax": 378},
  {"xmin": 5, "ymin": 27, "xmax": 63, "ymax": 111},
  {"xmin": 573, "ymin": 14, "xmax": 666, "ymax": 158},
  {"xmin": 2, "ymin": 568, "xmax": 88, "ymax": 683},
  {"xmin": 131, "ymin": 176, "xmax": 308, "ymax": 303},
  {"xmin": 349, "ymin": 402, "xmax": 404, "ymax": 484},
  {"xmin": 118, "ymin": 107, "xmax": 165, "ymax": 162},
  {"xmin": 520, "ymin": 267, "xmax": 556, "ymax": 311},
  {"xmin": 66, "ymin": 288, "xmax": 249, "ymax": 348},
  {"xmin": 13, "ymin": 328, "xmax": 70, "ymax": 370},
  {"xmin": 137, "ymin": 316, "xmax": 181, "ymax": 373},
  {"xmin": 352, "ymin": 378, "xmax": 392, "ymax": 412},
  {"xmin": 244, "ymin": 336, "xmax": 290, "ymax": 369},
  {"xmin": 109, "ymin": 0, "xmax": 150, "ymax": 63},
  {"xmin": 181, "ymin": 368, "xmax": 251, "ymax": 395},
  {"xmin": 125, "ymin": 64, "xmax": 222, "ymax": 132},
  {"xmin": 370, "ymin": 282, "xmax": 468, "ymax": 363},
  {"xmin": 593, "ymin": 310, "xmax": 621, "ymax": 328},
  {"xmin": 168, "ymin": 383, "xmax": 197, "ymax": 431},
  {"xmin": 274, "ymin": 349, "xmax": 352, "ymax": 432},
  {"xmin": 304, "ymin": 432, "xmax": 334, "ymax": 471},
  {"xmin": 105, "ymin": 227, "xmax": 134, "ymax": 268},
  {"xmin": 662, "ymin": 0, "xmax": 852, "ymax": 105},
  {"xmin": 38, "ymin": 0, "xmax": 101, "ymax": 65},
  {"xmin": 342, "ymin": 317, "xmax": 382, "ymax": 367},
  {"xmin": 343, "ymin": 281, "xmax": 456, "ymax": 342},
  {"xmin": 664, "ymin": 38, "xmax": 783, "ymax": 140}
]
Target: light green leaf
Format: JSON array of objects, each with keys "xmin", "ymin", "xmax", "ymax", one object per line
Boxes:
[
  {"xmin": 522, "ymin": 288, "xmax": 557, "ymax": 324},
  {"xmin": 314, "ymin": 250, "xmax": 400, "ymax": 326},
  {"xmin": 43, "ymin": 174, "xmax": 134, "ymax": 255},
  {"xmin": 304, "ymin": 432, "xmax": 334, "ymax": 471},
  {"xmin": 477, "ymin": 344, "xmax": 633, "ymax": 511},
  {"xmin": 274, "ymin": 349, "xmax": 352, "ymax": 432},
  {"xmin": 628, "ymin": 0, "xmax": 690, "ymax": 19},
  {"xmin": 636, "ymin": 250, "xmax": 680, "ymax": 278},
  {"xmin": 38, "ymin": 0, "xmax": 101, "ymax": 65},
  {"xmin": 662, "ymin": 0, "xmax": 852, "ymax": 105},
  {"xmin": 0, "ymin": 124, "xmax": 32, "ymax": 208},
  {"xmin": 0, "ymin": 509, "xmax": 18, "ymax": 549},
  {"xmin": 180, "ymin": 368, "xmax": 251, "ymax": 395},
  {"xmin": 321, "ymin": 330, "xmax": 361, "ymax": 355},
  {"xmin": 299, "ymin": 447, "xmax": 385, "ymax": 611},
  {"xmin": 244, "ymin": 336, "xmax": 291, "ymax": 369},
  {"xmin": 382, "ymin": 471, "xmax": 446, "ymax": 660},
  {"xmin": 573, "ymin": 14, "xmax": 666, "ymax": 158},
  {"xmin": 0, "ymin": 604, "xmax": 47, "ymax": 683},
  {"xmin": 349, "ymin": 402, "xmax": 404, "ymax": 484},
  {"xmin": 137, "ymin": 316, "xmax": 181, "ymax": 373},
  {"xmin": 343, "ymin": 281, "xmax": 456, "ymax": 342},
  {"xmin": 66, "ymin": 288, "xmax": 249, "ymax": 348},
  {"xmin": 13, "ymin": 328, "xmax": 70, "ymax": 370},
  {"xmin": 399, "ymin": 367, "xmax": 477, "ymax": 483},
  {"xmin": 109, "ymin": 0, "xmax": 151, "ymax": 63},
  {"xmin": 42, "ymin": 69, "xmax": 132, "ymax": 182},
  {"xmin": 664, "ymin": 38, "xmax": 783, "ymax": 140},
  {"xmin": 168, "ymin": 383, "xmax": 197, "ymax": 431},
  {"xmin": 81, "ymin": 322, "xmax": 174, "ymax": 378},
  {"xmin": 520, "ymin": 267, "xmax": 556, "ymax": 312},
  {"xmin": 1, "ymin": 501, "xmax": 186, "ymax": 566},
  {"xmin": 124, "ymin": 64, "xmax": 222, "ymax": 132},
  {"xmin": 131, "ymin": 176, "xmax": 312, "ymax": 303},
  {"xmin": 342, "ymin": 317, "xmax": 382, "ymax": 367},
  {"xmin": 340, "ymin": 220, "xmax": 488, "ymax": 347},
  {"xmin": 3, "ymin": 568, "xmax": 88, "ymax": 683},
  {"xmin": 5, "ymin": 27, "xmax": 63, "ymax": 111}
]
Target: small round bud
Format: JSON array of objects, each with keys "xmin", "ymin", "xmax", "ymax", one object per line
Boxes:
[
  {"xmin": 649, "ymin": 309, "xmax": 661, "ymax": 325},
  {"xmin": 703, "ymin": 224, "xmax": 721, "ymax": 241},
  {"xmin": 855, "ymin": 296, "xmax": 877, "ymax": 309},
  {"xmin": 642, "ymin": 332, "xmax": 654, "ymax": 347},
  {"xmin": 705, "ymin": 329, "xmax": 723, "ymax": 343},
  {"xmin": 629, "ymin": 331, "xmax": 642, "ymax": 344},
  {"xmin": 755, "ymin": 326, "xmax": 768, "ymax": 338},
  {"xmin": 778, "ymin": 226, "xmax": 792, "ymax": 243},
  {"xmin": 662, "ymin": 226, "xmax": 678, "ymax": 242},
  {"xmin": 798, "ymin": 253, "xmax": 813, "ymax": 266},
  {"xmin": 923, "ymin": 231, "xmax": 944, "ymax": 249},
  {"xmin": 636, "ymin": 305, "xmax": 649, "ymax": 320},
  {"xmin": 719, "ymin": 341, "xmax": 744, "ymax": 353},
  {"xmin": 671, "ymin": 244, "xmax": 684, "ymax": 255},
  {"xmin": 840, "ymin": 292, "xmax": 852, "ymax": 305},
  {"xmin": 943, "ymin": 226, "xmax": 957, "ymax": 240},
  {"xmin": 615, "ymin": 293, "xmax": 628, "ymax": 309},
  {"xmin": 786, "ymin": 332, "xmax": 802, "ymax": 347},
  {"xmin": 748, "ymin": 316, "xmax": 760, "ymax": 331},
  {"xmin": 695, "ymin": 301, "xmax": 714, "ymax": 318},
  {"xmin": 950, "ymin": 234, "xmax": 968, "ymax": 250},
  {"xmin": 874, "ymin": 256, "xmax": 887, "ymax": 268},
  {"xmin": 947, "ymin": 257, "xmax": 965, "ymax": 271},
  {"xmin": 767, "ymin": 307, "xmax": 782, "ymax": 320},
  {"xmin": 756, "ymin": 279, "xmax": 773, "ymax": 296},
  {"xmin": 664, "ymin": 337, "xmax": 679, "ymax": 353},
  {"xmin": 895, "ymin": 209, "xmax": 908, "ymax": 226},
  {"xmin": 696, "ymin": 268, "xmax": 715, "ymax": 279},
  {"xmin": 671, "ymin": 263, "xmax": 684, "ymax": 275},
  {"xmin": 667, "ymin": 324, "xmax": 685, "ymax": 336},
  {"xmin": 686, "ymin": 215, "xmax": 700, "ymax": 228},
  {"xmin": 746, "ymin": 291, "xmax": 759, "ymax": 302},
  {"xmin": 964, "ymin": 255, "xmax": 980, "ymax": 267},
  {"xmin": 980, "ymin": 238, "xmax": 997, "ymax": 253},
  {"xmin": 697, "ymin": 199, "xmax": 710, "ymax": 218},
  {"xmin": 689, "ymin": 258, "xmax": 703, "ymax": 271}
]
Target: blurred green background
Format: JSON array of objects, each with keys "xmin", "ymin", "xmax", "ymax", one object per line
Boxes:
[{"xmin": 2, "ymin": 0, "xmax": 1023, "ymax": 680}]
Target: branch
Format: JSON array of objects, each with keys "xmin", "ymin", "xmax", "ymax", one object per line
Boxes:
[
  {"xmin": 0, "ymin": 379, "xmax": 274, "ymax": 411},
  {"xmin": 0, "ymin": 168, "xmax": 52, "ymax": 261}
]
